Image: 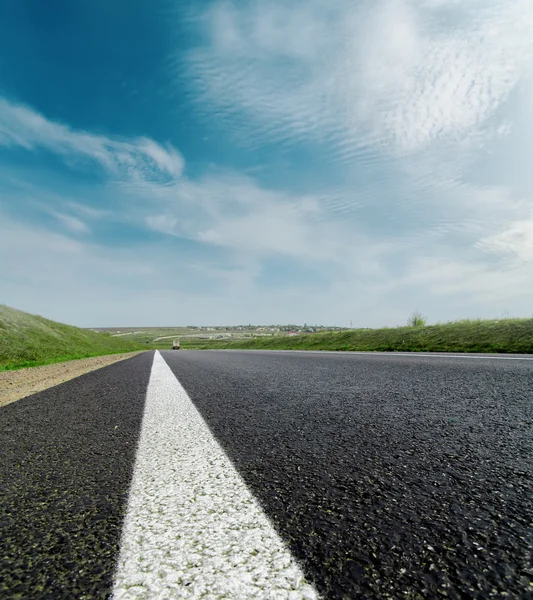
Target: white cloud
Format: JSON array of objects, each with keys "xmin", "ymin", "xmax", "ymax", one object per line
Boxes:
[
  {"xmin": 63, "ymin": 201, "xmax": 110, "ymax": 220},
  {"xmin": 0, "ymin": 211, "xmax": 335, "ymax": 326},
  {"xmin": 404, "ymin": 255, "xmax": 533, "ymax": 306},
  {"xmin": 5, "ymin": 207, "xmax": 532, "ymax": 327},
  {"xmin": 141, "ymin": 171, "xmax": 390, "ymax": 275},
  {"xmin": 185, "ymin": 0, "xmax": 533, "ymax": 157},
  {"xmin": 0, "ymin": 96, "xmax": 184, "ymax": 181},
  {"xmin": 477, "ymin": 218, "xmax": 533, "ymax": 262},
  {"xmin": 133, "ymin": 164, "xmax": 533, "ymax": 316},
  {"xmin": 51, "ymin": 212, "xmax": 90, "ymax": 234},
  {"xmin": 146, "ymin": 214, "xmax": 180, "ymax": 236},
  {"xmin": 2, "ymin": 5, "xmax": 533, "ymax": 328}
]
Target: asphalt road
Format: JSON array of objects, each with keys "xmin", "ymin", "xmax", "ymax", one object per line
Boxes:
[
  {"xmin": 1, "ymin": 350, "xmax": 532, "ymax": 599},
  {"xmin": 0, "ymin": 352, "xmax": 153, "ymax": 599}
]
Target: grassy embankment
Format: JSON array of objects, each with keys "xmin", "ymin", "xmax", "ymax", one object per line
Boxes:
[
  {"xmin": 0, "ymin": 305, "xmax": 144, "ymax": 371},
  {"xmin": 180, "ymin": 319, "xmax": 533, "ymax": 354}
]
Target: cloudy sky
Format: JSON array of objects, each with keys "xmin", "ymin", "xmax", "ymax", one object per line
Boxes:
[{"xmin": 1, "ymin": 0, "xmax": 532, "ymax": 327}]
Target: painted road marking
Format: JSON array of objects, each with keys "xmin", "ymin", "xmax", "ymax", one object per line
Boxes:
[
  {"xmin": 112, "ymin": 351, "xmax": 318, "ymax": 600},
  {"xmin": 221, "ymin": 350, "xmax": 533, "ymax": 361}
]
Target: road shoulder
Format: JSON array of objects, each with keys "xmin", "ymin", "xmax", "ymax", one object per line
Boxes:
[{"xmin": 0, "ymin": 351, "xmax": 145, "ymax": 407}]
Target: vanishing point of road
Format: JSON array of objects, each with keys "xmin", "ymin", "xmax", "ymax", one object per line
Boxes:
[{"xmin": 1, "ymin": 350, "xmax": 532, "ymax": 599}]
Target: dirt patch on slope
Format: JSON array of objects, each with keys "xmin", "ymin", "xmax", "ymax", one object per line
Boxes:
[{"xmin": 0, "ymin": 352, "xmax": 146, "ymax": 407}]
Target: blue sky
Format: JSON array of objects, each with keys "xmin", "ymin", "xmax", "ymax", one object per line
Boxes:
[{"xmin": 1, "ymin": 0, "xmax": 532, "ymax": 327}]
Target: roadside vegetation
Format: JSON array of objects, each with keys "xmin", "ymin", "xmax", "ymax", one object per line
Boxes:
[
  {"xmin": 0, "ymin": 306, "xmax": 143, "ymax": 371},
  {"xmin": 3, "ymin": 304, "xmax": 531, "ymax": 369},
  {"xmin": 180, "ymin": 318, "xmax": 533, "ymax": 354},
  {"xmin": 406, "ymin": 310, "xmax": 427, "ymax": 327}
]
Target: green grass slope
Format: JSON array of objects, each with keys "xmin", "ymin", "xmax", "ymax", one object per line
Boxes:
[
  {"xmin": 0, "ymin": 305, "xmax": 144, "ymax": 371},
  {"xmin": 183, "ymin": 319, "xmax": 533, "ymax": 354}
]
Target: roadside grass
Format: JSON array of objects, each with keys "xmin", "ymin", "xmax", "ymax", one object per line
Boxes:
[
  {"xmin": 181, "ymin": 318, "xmax": 533, "ymax": 354},
  {"xmin": 4, "ymin": 303, "xmax": 531, "ymax": 366},
  {"xmin": 0, "ymin": 305, "xmax": 144, "ymax": 371}
]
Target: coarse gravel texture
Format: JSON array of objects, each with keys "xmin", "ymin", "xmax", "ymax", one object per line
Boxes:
[
  {"xmin": 0, "ymin": 351, "xmax": 145, "ymax": 407},
  {"xmin": 0, "ymin": 352, "xmax": 154, "ymax": 599},
  {"xmin": 162, "ymin": 350, "xmax": 533, "ymax": 600},
  {"xmin": 113, "ymin": 351, "xmax": 317, "ymax": 599}
]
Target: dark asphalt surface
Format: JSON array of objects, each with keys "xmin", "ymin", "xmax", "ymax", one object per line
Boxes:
[
  {"xmin": 1, "ymin": 349, "xmax": 532, "ymax": 599},
  {"xmin": 0, "ymin": 352, "xmax": 153, "ymax": 599},
  {"xmin": 162, "ymin": 350, "xmax": 533, "ymax": 600}
]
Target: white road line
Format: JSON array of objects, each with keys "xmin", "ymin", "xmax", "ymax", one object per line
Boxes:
[
  {"xmin": 220, "ymin": 350, "xmax": 533, "ymax": 361},
  {"xmin": 112, "ymin": 351, "xmax": 318, "ymax": 600},
  {"xmin": 343, "ymin": 352, "xmax": 533, "ymax": 361}
]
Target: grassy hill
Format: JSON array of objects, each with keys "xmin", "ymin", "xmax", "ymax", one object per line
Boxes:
[
  {"xmin": 0, "ymin": 305, "xmax": 144, "ymax": 371},
  {"xmin": 182, "ymin": 318, "xmax": 533, "ymax": 354}
]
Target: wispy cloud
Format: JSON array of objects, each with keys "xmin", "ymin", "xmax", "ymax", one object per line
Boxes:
[
  {"xmin": 2, "ymin": 0, "xmax": 533, "ymax": 325},
  {"xmin": 185, "ymin": 0, "xmax": 533, "ymax": 158},
  {"xmin": 50, "ymin": 212, "xmax": 90, "ymax": 234},
  {"xmin": 477, "ymin": 217, "xmax": 533, "ymax": 262},
  {"xmin": 141, "ymin": 171, "xmax": 390, "ymax": 276},
  {"xmin": 0, "ymin": 210, "xmax": 335, "ymax": 326},
  {"xmin": 63, "ymin": 201, "xmax": 111, "ymax": 220},
  {"xmin": 404, "ymin": 255, "xmax": 533, "ymax": 307},
  {"xmin": 0, "ymin": 97, "xmax": 184, "ymax": 181},
  {"xmin": 175, "ymin": 0, "xmax": 533, "ymax": 320}
]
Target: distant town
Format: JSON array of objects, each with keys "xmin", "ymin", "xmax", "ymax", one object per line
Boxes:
[
  {"xmin": 93, "ymin": 324, "xmax": 350, "ymax": 344},
  {"xmin": 183, "ymin": 324, "xmax": 348, "ymax": 334}
]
